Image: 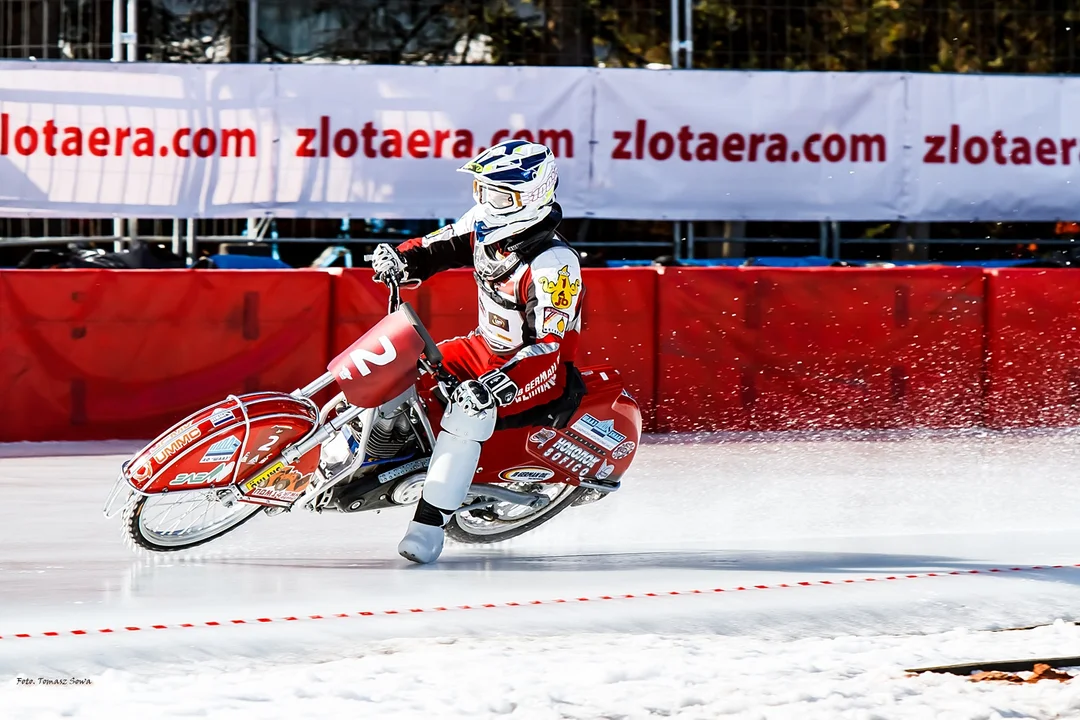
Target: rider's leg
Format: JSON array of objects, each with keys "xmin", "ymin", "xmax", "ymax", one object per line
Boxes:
[{"xmin": 398, "ymin": 379, "xmax": 497, "ymax": 564}]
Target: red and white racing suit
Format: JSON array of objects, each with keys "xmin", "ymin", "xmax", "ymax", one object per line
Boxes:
[{"xmin": 395, "ymin": 206, "xmax": 583, "ymax": 423}]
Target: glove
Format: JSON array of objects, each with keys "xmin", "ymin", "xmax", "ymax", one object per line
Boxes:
[
  {"xmin": 451, "ymin": 379, "xmax": 497, "ymax": 417},
  {"xmin": 478, "ymin": 369, "xmax": 519, "ymax": 407},
  {"xmin": 371, "ymin": 244, "xmax": 406, "ymax": 285}
]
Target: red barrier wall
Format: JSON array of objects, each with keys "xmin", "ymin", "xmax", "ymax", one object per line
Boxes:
[
  {"xmin": 330, "ymin": 269, "xmax": 480, "ymax": 363},
  {"xmin": 985, "ymin": 269, "xmax": 1080, "ymax": 428},
  {"xmin": 0, "ymin": 270, "xmax": 331, "ymax": 442},
  {"xmin": 578, "ymin": 268, "xmax": 657, "ymax": 430},
  {"xmin": 330, "ymin": 269, "xmax": 392, "ymax": 356},
  {"xmin": 656, "ymin": 267, "xmax": 986, "ymax": 432},
  {"xmin": 415, "ymin": 270, "xmax": 482, "ymax": 344},
  {"xmin": 4, "ymin": 266, "xmax": 1080, "ymax": 442}
]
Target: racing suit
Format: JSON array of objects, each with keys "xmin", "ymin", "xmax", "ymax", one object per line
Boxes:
[{"xmin": 395, "ymin": 203, "xmax": 584, "ymax": 424}]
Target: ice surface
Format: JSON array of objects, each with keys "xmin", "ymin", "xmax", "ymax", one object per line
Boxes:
[{"xmin": 4, "ymin": 431, "xmax": 1080, "ymax": 718}]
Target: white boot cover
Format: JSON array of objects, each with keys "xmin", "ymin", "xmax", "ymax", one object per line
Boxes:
[
  {"xmin": 399, "ymin": 382, "xmax": 497, "ymax": 564},
  {"xmin": 398, "ymin": 435, "xmax": 481, "ymax": 564},
  {"xmin": 398, "ymin": 520, "xmax": 446, "ymax": 564}
]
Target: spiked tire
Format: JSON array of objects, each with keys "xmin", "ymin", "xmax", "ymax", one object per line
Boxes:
[
  {"xmin": 445, "ymin": 485, "xmax": 588, "ymax": 544},
  {"xmin": 124, "ymin": 494, "xmax": 264, "ymax": 552}
]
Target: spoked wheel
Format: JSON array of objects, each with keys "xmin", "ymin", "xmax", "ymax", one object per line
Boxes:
[
  {"xmin": 445, "ymin": 482, "xmax": 589, "ymax": 544},
  {"xmin": 123, "ymin": 490, "xmax": 264, "ymax": 552}
]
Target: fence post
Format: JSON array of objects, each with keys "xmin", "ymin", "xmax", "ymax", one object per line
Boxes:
[
  {"xmin": 684, "ymin": 0, "xmax": 693, "ymax": 67},
  {"xmin": 186, "ymin": 219, "xmax": 196, "ymax": 266},
  {"xmin": 111, "ymin": 0, "xmax": 122, "ymax": 61},
  {"xmin": 891, "ymin": 222, "xmax": 930, "ymax": 261},
  {"xmin": 669, "ymin": 0, "xmax": 679, "ymax": 67},
  {"xmin": 723, "ymin": 221, "xmax": 746, "ymax": 258},
  {"xmin": 249, "ymin": 0, "xmax": 259, "ymax": 62},
  {"xmin": 167, "ymin": 219, "xmax": 179, "ymax": 258}
]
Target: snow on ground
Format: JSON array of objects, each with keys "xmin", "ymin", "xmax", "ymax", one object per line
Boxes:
[
  {"xmin": 8, "ymin": 623, "xmax": 1080, "ymax": 719},
  {"xmin": 4, "ymin": 430, "xmax": 1080, "ymax": 718}
]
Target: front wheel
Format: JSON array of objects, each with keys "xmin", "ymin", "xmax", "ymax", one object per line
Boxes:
[
  {"xmin": 123, "ymin": 490, "xmax": 264, "ymax": 552},
  {"xmin": 445, "ymin": 482, "xmax": 589, "ymax": 544}
]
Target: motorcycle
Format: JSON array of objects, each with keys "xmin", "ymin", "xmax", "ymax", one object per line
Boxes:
[{"xmin": 104, "ymin": 278, "xmax": 641, "ymax": 553}]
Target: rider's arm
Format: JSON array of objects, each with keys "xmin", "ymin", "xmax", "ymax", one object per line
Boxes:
[
  {"xmin": 499, "ymin": 246, "xmax": 584, "ymax": 400},
  {"xmin": 394, "ymin": 210, "xmax": 476, "ymax": 283}
]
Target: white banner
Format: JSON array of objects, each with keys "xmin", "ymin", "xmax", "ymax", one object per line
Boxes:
[
  {"xmin": 906, "ymin": 74, "xmax": 1080, "ymax": 220},
  {"xmin": 272, "ymin": 65, "xmax": 592, "ymax": 219},
  {"xmin": 2, "ymin": 62, "xmax": 1080, "ymax": 221},
  {"xmin": 0, "ymin": 63, "xmax": 277, "ymax": 218},
  {"xmin": 590, "ymin": 70, "xmax": 906, "ymax": 221},
  {"xmin": 0, "ymin": 63, "xmax": 590, "ymax": 219}
]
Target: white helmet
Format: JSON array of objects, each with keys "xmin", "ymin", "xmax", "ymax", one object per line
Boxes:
[{"xmin": 457, "ymin": 140, "xmax": 559, "ymax": 246}]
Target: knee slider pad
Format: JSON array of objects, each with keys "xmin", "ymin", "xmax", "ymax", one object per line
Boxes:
[{"xmin": 440, "ymin": 380, "xmax": 497, "ymax": 442}]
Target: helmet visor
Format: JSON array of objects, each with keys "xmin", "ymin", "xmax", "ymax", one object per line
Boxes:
[{"xmin": 473, "ymin": 181, "xmax": 521, "ymax": 211}]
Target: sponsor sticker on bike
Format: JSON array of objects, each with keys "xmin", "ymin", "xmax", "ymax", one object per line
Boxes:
[
  {"xmin": 169, "ymin": 462, "xmax": 235, "ymax": 487},
  {"xmin": 242, "ymin": 461, "xmax": 284, "ymax": 492},
  {"xmin": 250, "ymin": 486, "xmax": 302, "ymax": 503},
  {"xmin": 128, "ymin": 461, "xmax": 152, "ymax": 482},
  {"xmin": 240, "ymin": 425, "xmax": 292, "ymax": 468},
  {"xmin": 543, "ymin": 437, "xmax": 601, "ymax": 475},
  {"xmin": 242, "ymin": 462, "xmax": 311, "ymax": 499},
  {"xmin": 200, "ymin": 436, "xmax": 241, "ymax": 464},
  {"xmin": 209, "ymin": 408, "xmax": 235, "ymax": 427},
  {"xmin": 595, "ymin": 460, "xmax": 615, "ymax": 481},
  {"xmin": 152, "ymin": 426, "xmax": 202, "ymax": 464},
  {"xmin": 270, "ymin": 467, "xmax": 309, "ymax": 493},
  {"xmin": 570, "ymin": 414, "xmax": 626, "ymax": 451},
  {"xmin": 529, "ymin": 428, "xmax": 556, "ymax": 448},
  {"xmin": 498, "ymin": 466, "xmax": 555, "ymax": 482},
  {"xmin": 612, "ymin": 441, "xmax": 636, "ymax": 460}
]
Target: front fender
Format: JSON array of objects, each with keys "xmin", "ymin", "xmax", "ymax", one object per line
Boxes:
[{"xmin": 122, "ymin": 393, "xmax": 319, "ymax": 496}]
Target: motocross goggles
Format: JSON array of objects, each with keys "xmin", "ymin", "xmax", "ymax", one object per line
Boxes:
[{"xmin": 473, "ymin": 180, "xmax": 522, "ymax": 212}]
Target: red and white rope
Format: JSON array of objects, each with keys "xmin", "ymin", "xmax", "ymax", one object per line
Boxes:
[{"xmin": 3, "ymin": 563, "xmax": 1074, "ymax": 641}]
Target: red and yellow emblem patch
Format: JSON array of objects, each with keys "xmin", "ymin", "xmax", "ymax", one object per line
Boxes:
[{"xmin": 538, "ymin": 265, "xmax": 580, "ymax": 310}]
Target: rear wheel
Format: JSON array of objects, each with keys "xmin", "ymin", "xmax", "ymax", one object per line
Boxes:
[
  {"xmin": 124, "ymin": 491, "xmax": 264, "ymax": 552},
  {"xmin": 445, "ymin": 482, "xmax": 588, "ymax": 544}
]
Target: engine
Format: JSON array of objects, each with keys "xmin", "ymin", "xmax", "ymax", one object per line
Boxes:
[{"xmin": 363, "ymin": 411, "xmax": 414, "ymax": 460}]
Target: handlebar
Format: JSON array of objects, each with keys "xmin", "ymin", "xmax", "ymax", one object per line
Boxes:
[
  {"xmin": 385, "ymin": 274, "xmax": 402, "ymax": 315},
  {"xmin": 362, "ymin": 252, "xmax": 403, "ymax": 314},
  {"xmin": 363, "ymin": 252, "xmax": 457, "ymax": 390}
]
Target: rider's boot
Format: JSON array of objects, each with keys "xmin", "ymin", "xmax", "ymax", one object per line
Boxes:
[{"xmin": 399, "ymin": 380, "xmax": 496, "ymax": 564}]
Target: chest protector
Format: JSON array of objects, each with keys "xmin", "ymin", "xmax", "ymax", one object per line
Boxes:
[{"xmin": 470, "ymin": 204, "xmax": 570, "ymax": 354}]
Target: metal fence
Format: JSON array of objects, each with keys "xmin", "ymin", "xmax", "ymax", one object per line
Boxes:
[
  {"xmin": 0, "ymin": 0, "xmax": 253, "ymax": 62},
  {"xmin": 1, "ymin": 0, "xmax": 1078, "ymax": 265},
  {"xmin": 3, "ymin": 0, "xmax": 1072, "ymax": 71}
]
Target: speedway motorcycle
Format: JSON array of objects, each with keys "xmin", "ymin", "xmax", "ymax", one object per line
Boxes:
[{"xmin": 104, "ymin": 279, "xmax": 641, "ymax": 552}]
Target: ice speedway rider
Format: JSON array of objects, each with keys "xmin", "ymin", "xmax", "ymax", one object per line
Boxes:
[{"xmin": 370, "ymin": 140, "xmax": 584, "ymax": 564}]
